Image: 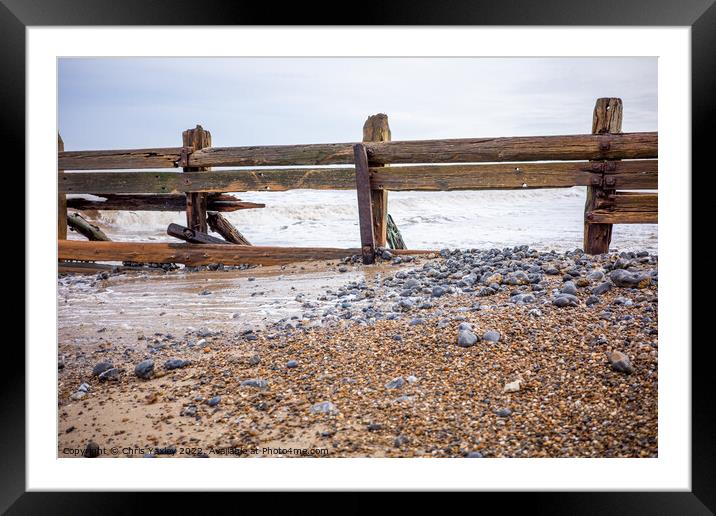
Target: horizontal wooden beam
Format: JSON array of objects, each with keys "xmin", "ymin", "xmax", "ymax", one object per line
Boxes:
[
  {"xmin": 58, "ymin": 240, "xmax": 436, "ymax": 266},
  {"xmin": 66, "ymin": 194, "xmax": 264, "ymax": 212},
  {"xmin": 586, "ymin": 192, "xmax": 658, "ymax": 224},
  {"xmin": 58, "ymin": 132, "xmax": 658, "ymax": 170},
  {"xmin": 59, "ymin": 160, "xmax": 657, "ymax": 194},
  {"xmin": 59, "ymin": 147, "xmax": 184, "ymax": 170},
  {"xmin": 371, "ymin": 160, "xmax": 657, "ymax": 191},
  {"xmin": 59, "ymin": 168, "xmax": 355, "ymax": 194}
]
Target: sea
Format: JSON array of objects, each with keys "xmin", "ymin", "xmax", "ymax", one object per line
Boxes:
[{"xmin": 70, "ymin": 187, "xmax": 657, "ymax": 253}]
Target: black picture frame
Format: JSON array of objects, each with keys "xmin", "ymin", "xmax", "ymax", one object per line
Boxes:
[{"xmin": 6, "ymin": 0, "xmax": 710, "ymax": 512}]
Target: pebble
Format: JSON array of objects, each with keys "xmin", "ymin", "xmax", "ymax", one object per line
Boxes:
[
  {"xmin": 606, "ymin": 351, "xmax": 634, "ymax": 374},
  {"xmin": 338, "ymin": 266, "xmax": 348, "ymax": 273},
  {"xmin": 457, "ymin": 329, "xmax": 479, "ymax": 347},
  {"xmin": 495, "ymin": 408, "xmax": 512, "ymax": 417},
  {"xmin": 561, "ymin": 281, "xmax": 578, "ymax": 296},
  {"xmin": 431, "ymin": 286, "xmax": 447, "ymax": 298},
  {"xmin": 207, "ymin": 395, "xmax": 221, "ymax": 407},
  {"xmin": 241, "ymin": 378, "xmax": 268, "ymax": 389},
  {"xmin": 483, "ymin": 330, "xmax": 501, "ymax": 343},
  {"xmin": 609, "ymin": 269, "xmax": 651, "ymax": 288},
  {"xmin": 83, "ymin": 441, "xmax": 101, "ymax": 458},
  {"xmin": 91, "ymin": 362, "xmax": 114, "ymax": 377},
  {"xmin": 592, "ymin": 281, "xmax": 613, "ymax": 296},
  {"xmin": 553, "ymin": 294, "xmax": 579, "ymax": 307},
  {"xmin": 164, "ymin": 358, "xmax": 191, "ymax": 370},
  {"xmin": 394, "ymin": 435, "xmax": 410, "ymax": 447},
  {"xmin": 287, "ymin": 360, "xmax": 298, "ymax": 368},
  {"xmin": 98, "ymin": 368, "xmax": 121, "ymax": 382},
  {"xmin": 310, "ymin": 401, "xmax": 337, "ymax": 414},
  {"xmin": 585, "ymin": 295, "xmax": 600, "ymax": 306},
  {"xmin": 503, "ymin": 380, "xmax": 521, "ymax": 393},
  {"xmin": 182, "ymin": 405, "xmax": 198, "ymax": 417},
  {"xmin": 385, "ymin": 377, "xmax": 405, "ymax": 389},
  {"xmin": 134, "ymin": 359, "xmax": 154, "ymax": 379},
  {"xmin": 465, "ymin": 451, "xmax": 484, "ymax": 458}
]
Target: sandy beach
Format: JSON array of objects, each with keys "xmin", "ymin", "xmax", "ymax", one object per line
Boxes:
[{"xmin": 58, "ymin": 246, "xmax": 657, "ymax": 458}]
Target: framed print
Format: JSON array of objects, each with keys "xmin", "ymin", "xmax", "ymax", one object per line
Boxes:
[{"xmin": 6, "ymin": 0, "xmax": 712, "ymax": 512}]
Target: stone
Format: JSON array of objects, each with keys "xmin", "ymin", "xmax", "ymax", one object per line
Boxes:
[
  {"xmin": 606, "ymin": 351, "xmax": 634, "ymax": 374},
  {"xmin": 287, "ymin": 360, "xmax": 298, "ymax": 369},
  {"xmin": 457, "ymin": 329, "xmax": 479, "ymax": 347},
  {"xmin": 248, "ymin": 355, "xmax": 261, "ymax": 366},
  {"xmin": 164, "ymin": 358, "xmax": 191, "ymax": 370},
  {"xmin": 503, "ymin": 380, "xmax": 521, "ymax": 393},
  {"xmin": 482, "ymin": 272, "xmax": 502, "ymax": 285},
  {"xmin": 83, "ymin": 441, "xmax": 101, "ymax": 458},
  {"xmin": 561, "ymin": 281, "xmax": 578, "ymax": 296},
  {"xmin": 92, "ymin": 361, "xmax": 114, "ymax": 377},
  {"xmin": 385, "ymin": 377, "xmax": 405, "ymax": 389},
  {"xmin": 592, "ymin": 281, "xmax": 613, "ymax": 296},
  {"xmin": 610, "ymin": 269, "xmax": 651, "ymax": 288},
  {"xmin": 505, "ymin": 271, "xmax": 530, "ymax": 285},
  {"xmin": 496, "ymin": 408, "xmax": 512, "ymax": 417},
  {"xmin": 483, "ymin": 330, "xmax": 501, "ymax": 343},
  {"xmin": 207, "ymin": 395, "xmax": 221, "ymax": 407},
  {"xmin": 431, "ymin": 286, "xmax": 447, "ymax": 298},
  {"xmin": 241, "ymin": 378, "xmax": 268, "ymax": 389},
  {"xmin": 465, "ymin": 451, "xmax": 483, "ymax": 458},
  {"xmin": 134, "ymin": 359, "xmax": 154, "ymax": 379},
  {"xmin": 310, "ymin": 401, "xmax": 337, "ymax": 414},
  {"xmin": 182, "ymin": 405, "xmax": 198, "ymax": 417},
  {"xmin": 587, "ymin": 270, "xmax": 605, "ymax": 282},
  {"xmin": 394, "ymin": 435, "xmax": 409, "ymax": 447},
  {"xmin": 98, "ymin": 368, "xmax": 121, "ymax": 382},
  {"xmin": 70, "ymin": 391, "xmax": 87, "ymax": 401},
  {"xmin": 553, "ymin": 294, "xmax": 579, "ymax": 307},
  {"xmin": 585, "ymin": 295, "xmax": 600, "ymax": 307}
]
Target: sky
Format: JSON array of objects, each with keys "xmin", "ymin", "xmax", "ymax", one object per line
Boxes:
[{"xmin": 58, "ymin": 57, "xmax": 657, "ymax": 150}]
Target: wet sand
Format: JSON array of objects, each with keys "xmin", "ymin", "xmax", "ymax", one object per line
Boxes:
[{"xmin": 58, "ymin": 249, "xmax": 658, "ymax": 458}]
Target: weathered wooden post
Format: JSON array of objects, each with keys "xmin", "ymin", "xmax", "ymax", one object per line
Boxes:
[
  {"xmin": 182, "ymin": 125, "xmax": 211, "ymax": 233},
  {"xmin": 363, "ymin": 114, "xmax": 391, "ymax": 248},
  {"xmin": 584, "ymin": 98, "xmax": 622, "ymax": 254},
  {"xmin": 58, "ymin": 134, "xmax": 67, "ymax": 239},
  {"xmin": 353, "ymin": 143, "xmax": 375, "ymax": 264}
]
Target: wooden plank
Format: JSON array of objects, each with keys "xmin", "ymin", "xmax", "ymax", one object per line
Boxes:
[
  {"xmin": 606, "ymin": 167, "xmax": 658, "ymax": 189},
  {"xmin": 59, "ymin": 160, "xmax": 657, "ymax": 194},
  {"xmin": 166, "ymin": 223, "xmax": 228, "ymax": 245},
  {"xmin": 183, "ymin": 125, "xmax": 211, "ymax": 233},
  {"xmin": 58, "ymin": 147, "xmax": 184, "ymax": 170},
  {"xmin": 60, "ymin": 132, "xmax": 658, "ymax": 171},
  {"xmin": 59, "ymin": 168, "xmax": 355, "ymax": 194},
  {"xmin": 66, "ymin": 194, "xmax": 265, "ymax": 212},
  {"xmin": 354, "ymin": 143, "xmax": 375, "ymax": 264},
  {"xmin": 187, "ymin": 132, "xmax": 657, "ymax": 167},
  {"xmin": 371, "ymin": 160, "xmax": 657, "ymax": 191},
  {"xmin": 58, "ymin": 241, "xmax": 434, "ymax": 266},
  {"xmin": 207, "ymin": 212, "xmax": 251, "ymax": 245},
  {"xmin": 587, "ymin": 192, "xmax": 658, "ymax": 224},
  {"xmin": 363, "ymin": 114, "xmax": 391, "ymax": 248},
  {"xmin": 584, "ymin": 98, "xmax": 623, "ymax": 254},
  {"xmin": 58, "ymin": 134, "xmax": 67, "ymax": 239}
]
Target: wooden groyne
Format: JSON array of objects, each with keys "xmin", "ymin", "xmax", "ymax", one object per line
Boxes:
[{"xmin": 58, "ymin": 97, "xmax": 658, "ymax": 266}]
